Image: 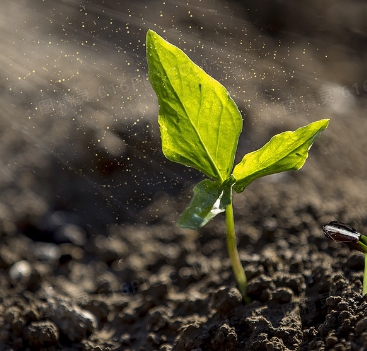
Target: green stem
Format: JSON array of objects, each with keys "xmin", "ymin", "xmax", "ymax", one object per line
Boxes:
[
  {"xmin": 225, "ymin": 203, "xmax": 251, "ymax": 304},
  {"xmin": 360, "ymin": 235, "xmax": 367, "ymax": 246},
  {"xmin": 364, "ymin": 254, "xmax": 367, "ymax": 296}
]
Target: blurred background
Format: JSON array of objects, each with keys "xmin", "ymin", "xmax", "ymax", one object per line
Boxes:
[{"xmin": 1, "ymin": 0, "xmax": 367, "ymax": 239}]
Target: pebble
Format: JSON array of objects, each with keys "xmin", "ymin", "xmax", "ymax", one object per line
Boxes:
[{"xmin": 8, "ymin": 260, "xmax": 32, "ymax": 283}]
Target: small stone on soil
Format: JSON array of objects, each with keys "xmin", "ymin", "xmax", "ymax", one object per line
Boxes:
[{"xmin": 8, "ymin": 260, "xmax": 32, "ymax": 283}]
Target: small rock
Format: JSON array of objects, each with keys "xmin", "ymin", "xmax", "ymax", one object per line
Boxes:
[
  {"xmin": 9, "ymin": 260, "xmax": 32, "ymax": 283},
  {"xmin": 26, "ymin": 321, "xmax": 59, "ymax": 347},
  {"xmin": 263, "ymin": 217, "xmax": 278, "ymax": 232}
]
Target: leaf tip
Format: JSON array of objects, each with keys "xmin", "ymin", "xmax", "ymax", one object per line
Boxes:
[
  {"xmin": 146, "ymin": 30, "xmax": 163, "ymax": 52},
  {"xmin": 146, "ymin": 29, "xmax": 156, "ymax": 38},
  {"xmin": 318, "ymin": 118, "xmax": 330, "ymax": 129}
]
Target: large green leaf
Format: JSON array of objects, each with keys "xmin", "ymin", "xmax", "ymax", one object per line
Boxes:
[
  {"xmin": 178, "ymin": 176, "xmax": 235, "ymax": 229},
  {"xmin": 233, "ymin": 119, "xmax": 329, "ymax": 193},
  {"xmin": 146, "ymin": 30, "xmax": 242, "ymax": 182}
]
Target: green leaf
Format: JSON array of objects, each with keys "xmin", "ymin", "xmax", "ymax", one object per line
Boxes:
[
  {"xmin": 146, "ymin": 30, "xmax": 242, "ymax": 182},
  {"xmin": 233, "ymin": 119, "xmax": 329, "ymax": 193},
  {"xmin": 178, "ymin": 176, "xmax": 235, "ymax": 229}
]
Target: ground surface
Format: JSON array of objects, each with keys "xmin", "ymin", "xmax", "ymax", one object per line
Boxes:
[{"xmin": 2, "ymin": 0, "xmax": 367, "ymax": 350}]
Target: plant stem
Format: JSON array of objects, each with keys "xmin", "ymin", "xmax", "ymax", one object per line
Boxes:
[
  {"xmin": 359, "ymin": 235, "xmax": 367, "ymax": 253},
  {"xmin": 225, "ymin": 203, "xmax": 251, "ymax": 304},
  {"xmin": 364, "ymin": 254, "xmax": 367, "ymax": 296}
]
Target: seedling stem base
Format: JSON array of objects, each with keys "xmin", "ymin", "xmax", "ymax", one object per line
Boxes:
[{"xmin": 225, "ymin": 203, "xmax": 251, "ymax": 304}]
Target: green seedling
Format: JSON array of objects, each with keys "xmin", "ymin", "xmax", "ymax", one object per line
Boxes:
[
  {"xmin": 146, "ymin": 29, "xmax": 329, "ymax": 303},
  {"xmin": 323, "ymin": 221, "xmax": 367, "ymax": 295}
]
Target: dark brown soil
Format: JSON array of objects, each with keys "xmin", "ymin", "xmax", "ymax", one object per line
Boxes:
[
  {"xmin": 3, "ymin": 168, "xmax": 367, "ymax": 351},
  {"xmin": 2, "ymin": 1, "xmax": 367, "ymax": 350}
]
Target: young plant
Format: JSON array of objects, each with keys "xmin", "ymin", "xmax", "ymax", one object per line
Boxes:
[
  {"xmin": 323, "ymin": 221, "xmax": 367, "ymax": 295},
  {"xmin": 146, "ymin": 29, "xmax": 329, "ymax": 303}
]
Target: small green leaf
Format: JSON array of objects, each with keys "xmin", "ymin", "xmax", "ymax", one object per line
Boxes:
[
  {"xmin": 146, "ymin": 30, "xmax": 242, "ymax": 182},
  {"xmin": 233, "ymin": 119, "xmax": 329, "ymax": 193},
  {"xmin": 178, "ymin": 176, "xmax": 235, "ymax": 229}
]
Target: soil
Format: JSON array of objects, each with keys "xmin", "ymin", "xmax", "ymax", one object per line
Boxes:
[
  {"xmin": 2, "ymin": 1, "xmax": 367, "ymax": 350},
  {"xmin": 4, "ymin": 168, "xmax": 367, "ymax": 351}
]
